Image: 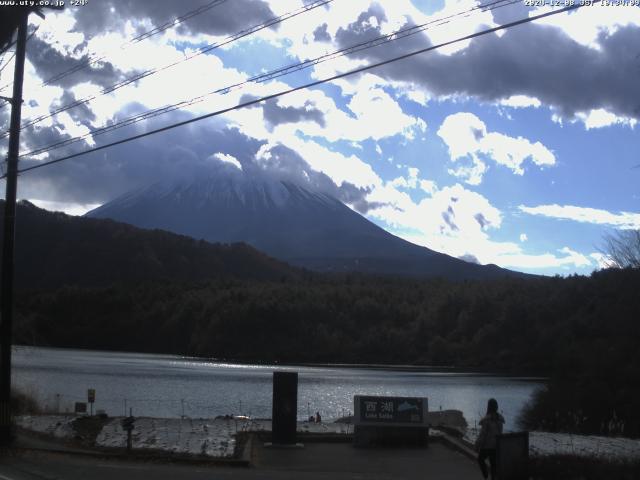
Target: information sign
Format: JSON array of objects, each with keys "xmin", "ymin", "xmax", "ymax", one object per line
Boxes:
[{"xmin": 355, "ymin": 395, "xmax": 427, "ymax": 426}]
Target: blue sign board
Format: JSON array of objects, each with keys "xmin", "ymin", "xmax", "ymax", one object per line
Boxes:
[{"xmin": 357, "ymin": 396, "xmax": 425, "ymax": 424}]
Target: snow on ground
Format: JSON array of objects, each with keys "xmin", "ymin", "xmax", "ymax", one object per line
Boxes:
[
  {"xmin": 17, "ymin": 415, "xmax": 639, "ymax": 461},
  {"xmin": 97, "ymin": 418, "xmax": 351, "ymax": 457},
  {"xmin": 15, "ymin": 415, "xmax": 75, "ymax": 439},
  {"xmin": 96, "ymin": 417, "xmax": 239, "ymax": 457},
  {"xmin": 16, "ymin": 415, "xmax": 351, "ymax": 458},
  {"xmin": 528, "ymin": 432, "xmax": 640, "ymax": 460},
  {"xmin": 465, "ymin": 428, "xmax": 640, "ymax": 460}
]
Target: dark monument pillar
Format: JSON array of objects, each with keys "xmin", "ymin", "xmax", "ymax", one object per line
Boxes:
[{"xmin": 271, "ymin": 371, "xmax": 298, "ymax": 445}]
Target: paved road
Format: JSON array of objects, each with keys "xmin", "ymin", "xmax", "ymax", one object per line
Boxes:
[
  {"xmin": 253, "ymin": 441, "xmax": 479, "ymax": 480},
  {"xmin": 0, "ymin": 441, "xmax": 479, "ymax": 480}
]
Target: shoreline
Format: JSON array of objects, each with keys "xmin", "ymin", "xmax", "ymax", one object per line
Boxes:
[{"xmin": 12, "ymin": 345, "xmax": 547, "ymax": 379}]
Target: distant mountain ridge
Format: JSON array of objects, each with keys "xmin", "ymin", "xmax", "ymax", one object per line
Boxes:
[
  {"xmin": 1, "ymin": 200, "xmax": 301, "ymax": 289},
  {"xmin": 87, "ymin": 170, "xmax": 525, "ymax": 280}
]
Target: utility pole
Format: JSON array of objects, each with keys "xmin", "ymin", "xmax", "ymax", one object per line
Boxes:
[{"xmin": 0, "ymin": 12, "xmax": 28, "ymax": 447}]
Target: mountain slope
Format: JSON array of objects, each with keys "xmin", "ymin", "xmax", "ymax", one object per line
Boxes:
[
  {"xmin": 87, "ymin": 171, "xmax": 523, "ymax": 280},
  {"xmin": 1, "ymin": 200, "xmax": 301, "ymax": 289}
]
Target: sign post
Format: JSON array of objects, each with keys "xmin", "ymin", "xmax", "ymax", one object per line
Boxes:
[
  {"xmin": 121, "ymin": 412, "xmax": 135, "ymax": 454},
  {"xmin": 353, "ymin": 395, "xmax": 429, "ymax": 447},
  {"xmin": 74, "ymin": 402, "xmax": 87, "ymax": 415},
  {"xmin": 87, "ymin": 389, "xmax": 95, "ymax": 416}
]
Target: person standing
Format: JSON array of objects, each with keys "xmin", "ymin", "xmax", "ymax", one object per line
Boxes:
[{"xmin": 475, "ymin": 398, "xmax": 504, "ymax": 480}]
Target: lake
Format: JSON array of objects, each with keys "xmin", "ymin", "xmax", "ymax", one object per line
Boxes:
[{"xmin": 12, "ymin": 346, "xmax": 542, "ymax": 431}]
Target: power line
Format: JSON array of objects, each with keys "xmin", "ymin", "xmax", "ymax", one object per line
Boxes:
[
  {"xmin": 0, "ymin": 51, "xmax": 16, "ymax": 77},
  {"xmin": 0, "ymin": 48, "xmax": 13, "ymax": 72},
  {"xmin": 0, "ymin": 26, "xmax": 39, "ymax": 109},
  {"xmin": 227, "ymin": 0, "xmax": 522, "ymax": 88},
  {"xmin": 18, "ymin": 0, "xmax": 520, "ymax": 158},
  {"xmin": 5, "ymin": 3, "xmax": 583, "ymax": 180},
  {"xmin": 0, "ymin": 0, "xmax": 333, "ymax": 136},
  {"xmin": 41, "ymin": 0, "xmax": 230, "ymax": 86},
  {"xmin": 0, "ymin": 0, "xmax": 229, "ymax": 93},
  {"xmin": 0, "ymin": 31, "xmax": 17, "ymax": 57}
]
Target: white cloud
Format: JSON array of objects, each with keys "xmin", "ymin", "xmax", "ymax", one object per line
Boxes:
[
  {"xmin": 482, "ymin": 132, "xmax": 555, "ymax": 174},
  {"xmin": 403, "ymin": 88, "xmax": 429, "ymax": 106},
  {"xmin": 575, "ymin": 109, "xmax": 637, "ymax": 130},
  {"xmin": 228, "ymin": 83, "xmax": 425, "ymax": 145},
  {"xmin": 558, "ymin": 247, "xmax": 592, "ymax": 268},
  {"xmin": 486, "ymin": 247, "xmax": 591, "ymax": 270},
  {"xmin": 446, "ymin": 156, "xmax": 487, "ymax": 186},
  {"xmin": 519, "ymin": 204, "xmax": 640, "ymax": 230},
  {"xmin": 211, "ymin": 152, "xmax": 242, "ymax": 170},
  {"xmin": 366, "ymin": 181, "xmax": 594, "ymax": 271},
  {"xmin": 437, "ymin": 112, "xmax": 556, "ymax": 184},
  {"xmin": 421, "ymin": 0, "xmax": 499, "ymax": 55},
  {"xmin": 26, "ymin": 199, "xmax": 101, "ymax": 216},
  {"xmin": 590, "ymin": 252, "xmax": 609, "ymax": 269},
  {"xmin": 54, "ymin": 112, "xmax": 96, "ymax": 147},
  {"xmin": 342, "ymin": 86, "xmax": 426, "ymax": 141},
  {"xmin": 499, "ymin": 95, "xmax": 542, "ymax": 109},
  {"xmin": 368, "ymin": 182, "xmax": 503, "ymax": 255},
  {"xmin": 438, "ymin": 112, "xmax": 487, "ymax": 159},
  {"xmin": 256, "ymin": 137, "xmax": 382, "ymax": 190},
  {"xmin": 390, "ymin": 167, "xmax": 437, "ymax": 195}
]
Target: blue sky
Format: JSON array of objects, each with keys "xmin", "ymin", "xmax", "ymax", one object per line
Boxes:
[{"xmin": 0, "ymin": 0, "xmax": 638, "ymax": 275}]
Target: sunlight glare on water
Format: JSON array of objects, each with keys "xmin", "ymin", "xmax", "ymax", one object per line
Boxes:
[{"xmin": 12, "ymin": 346, "xmax": 541, "ymax": 430}]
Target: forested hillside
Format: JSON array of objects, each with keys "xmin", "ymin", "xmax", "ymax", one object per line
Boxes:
[{"xmin": 0, "ymin": 200, "xmax": 302, "ymax": 288}]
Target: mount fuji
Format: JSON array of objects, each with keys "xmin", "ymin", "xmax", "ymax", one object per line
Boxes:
[{"xmin": 86, "ymin": 167, "xmax": 520, "ymax": 280}]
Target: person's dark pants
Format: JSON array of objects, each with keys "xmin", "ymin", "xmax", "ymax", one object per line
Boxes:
[{"xmin": 478, "ymin": 448, "xmax": 497, "ymax": 479}]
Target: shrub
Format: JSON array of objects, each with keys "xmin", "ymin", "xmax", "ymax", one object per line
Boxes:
[{"xmin": 10, "ymin": 388, "xmax": 41, "ymax": 415}]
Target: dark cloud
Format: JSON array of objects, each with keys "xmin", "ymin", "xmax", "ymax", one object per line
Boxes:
[
  {"xmin": 334, "ymin": 3, "xmax": 388, "ymax": 47},
  {"xmin": 58, "ymin": 90, "xmax": 97, "ymax": 124},
  {"xmin": 313, "ymin": 23, "xmax": 331, "ymax": 42},
  {"xmin": 239, "ymin": 94, "xmax": 326, "ymax": 130},
  {"xmin": 474, "ymin": 213, "xmax": 489, "ymax": 229},
  {"xmin": 442, "ymin": 206, "xmax": 458, "ymax": 231},
  {"xmin": 26, "ymin": 36, "xmax": 126, "ymax": 89},
  {"xmin": 342, "ymin": 186, "xmax": 387, "ymax": 214},
  {"xmin": 262, "ymin": 99, "xmax": 325, "ymax": 130},
  {"xmin": 16, "ymin": 113, "xmax": 264, "ymax": 204},
  {"xmin": 70, "ymin": 0, "xmax": 276, "ymax": 39},
  {"xmin": 21, "ymin": 121, "xmax": 72, "ymax": 156},
  {"xmin": 17, "ymin": 93, "xmax": 118, "ymax": 159},
  {"xmin": 458, "ymin": 253, "xmax": 480, "ymax": 264},
  {"xmin": 335, "ymin": 12, "xmax": 640, "ymax": 121}
]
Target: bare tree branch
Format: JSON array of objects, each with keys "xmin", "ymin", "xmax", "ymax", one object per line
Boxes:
[{"xmin": 599, "ymin": 230, "xmax": 640, "ymax": 269}]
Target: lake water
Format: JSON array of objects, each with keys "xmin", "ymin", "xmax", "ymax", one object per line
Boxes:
[{"xmin": 12, "ymin": 346, "xmax": 542, "ymax": 431}]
